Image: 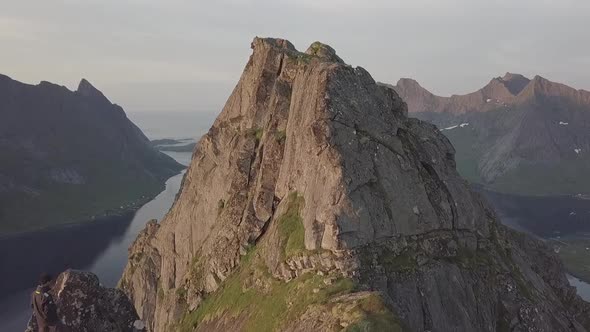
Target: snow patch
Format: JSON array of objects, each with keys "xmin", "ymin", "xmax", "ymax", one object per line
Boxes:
[
  {"xmin": 559, "ymin": 121, "xmax": 569, "ymax": 125},
  {"xmin": 441, "ymin": 125, "xmax": 458, "ymax": 131},
  {"xmin": 440, "ymin": 123, "xmax": 469, "ymax": 131}
]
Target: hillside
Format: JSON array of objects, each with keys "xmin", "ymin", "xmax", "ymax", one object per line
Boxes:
[
  {"xmin": 119, "ymin": 38, "xmax": 590, "ymax": 332},
  {"xmin": 393, "ymin": 74, "xmax": 590, "ymax": 196},
  {"xmin": 0, "ymin": 75, "xmax": 183, "ymax": 233}
]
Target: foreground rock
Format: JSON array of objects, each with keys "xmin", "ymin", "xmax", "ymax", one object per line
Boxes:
[
  {"xmin": 26, "ymin": 270, "xmax": 143, "ymax": 332},
  {"xmin": 120, "ymin": 38, "xmax": 590, "ymax": 331}
]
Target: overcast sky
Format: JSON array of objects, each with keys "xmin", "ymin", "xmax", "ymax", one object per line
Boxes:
[{"xmin": 1, "ymin": 0, "xmax": 589, "ymax": 113}]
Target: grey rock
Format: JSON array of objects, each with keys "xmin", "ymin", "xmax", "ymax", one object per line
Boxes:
[
  {"xmin": 120, "ymin": 38, "xmax": 590, "ymax": 332},
  {"xmin": 25, "ymin": 270, "xmax": 141, "ymax": 332}
]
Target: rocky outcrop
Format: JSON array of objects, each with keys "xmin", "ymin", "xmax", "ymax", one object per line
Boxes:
[
  {"xmin": 120, "ymin": 38, "xmax": 590, "ymax": 331},
  {"xmin": 0, "ymin": 75, "xmax": 183, "ymax": 233},
  {"xmin": 26, "ymin": 270, "xmax": 143, "ymax": 332}
]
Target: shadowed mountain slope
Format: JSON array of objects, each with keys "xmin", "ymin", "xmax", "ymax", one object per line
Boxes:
[
  {"xmin": 393, "ymin": 74, "xmax": 590, "ymax": 195},
  {"xmin": 0, "ymin": 75, "xmax": 183, "ymax": 233}
]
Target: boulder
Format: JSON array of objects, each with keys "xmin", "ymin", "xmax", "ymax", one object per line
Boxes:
[{"xmin": 25, "ymin": 270, "xmax": 144, "ymax": 332}]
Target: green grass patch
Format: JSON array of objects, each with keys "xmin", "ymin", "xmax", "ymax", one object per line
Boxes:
[
  {"xmin": 438, "ymin": 247, "xmax": 493, "ymax": 269},
  {"xmin": 378, "ymin": 249, "xmax": 418, "ymax": 273},
  {"xmin": 277, "ymin": 192, "xmax": 306, "ymax": 259},
  {"xmin": 176, "ymin": 287, "xmax": 188, "ymax": 301},
  {"xmin": 308, "ymin": 42, "xmax": 323, "ymax": 55},
  {"xmin": 179, "ymin": 245, "xmax": 355, "ymax": 332},
  {"xmin": 345, "ymin": 295, "xmax": 405, "ymax": 332},
  {"xmin": 248, "ymin": 127, "xmax": 264, "ymax": 141},
  {"xmin": 275, "ymin": 130, "xmax": 287, "ymax": 143}
]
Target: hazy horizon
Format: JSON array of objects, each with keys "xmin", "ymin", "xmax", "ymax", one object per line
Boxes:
[{"xmin": 2, "ymin": 0, "xmax": 589, "ymax": 113}]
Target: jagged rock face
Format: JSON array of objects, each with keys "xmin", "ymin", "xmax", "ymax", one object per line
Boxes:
[
  {"xmin": 0, "ymin": 75, "xmax": 183, "ymax": 233},
  {"xmin": 393, "ymin": 74, "xmax": 590, "ymax": 195},
  {"xmin": 121, "ymin": 38, "xmax": 590, "ymax": 331},
  {"xmin": 26, "ymin": 270, "xmax": 142, "ymax": 332}
]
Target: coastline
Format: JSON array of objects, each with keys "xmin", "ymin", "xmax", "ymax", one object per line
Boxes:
[{"xmin": 0, "ymin": 168, "xmax": 185, "ymax": 238}]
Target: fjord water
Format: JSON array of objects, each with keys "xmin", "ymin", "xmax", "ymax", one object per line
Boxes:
[
  {"xmin": 0, "ymin": 151, "xmax": 191, "ymax": 331},
  {"xmin": 0, "ymin": 110, "xmax": 215, "ymax": 331}
]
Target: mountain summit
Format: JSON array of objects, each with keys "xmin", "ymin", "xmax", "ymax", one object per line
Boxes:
[
  {"xmin": 76, "ymin": 78, "xmax": 108, "ymax": 100},
  {"xmin": 0, "ymin": 75, "xmax": 183, "ymax": 233},
  {"xmin": 120, "ymin": 38, "xmax": 590, "ymax": 331},
  {"xmin": 394, "ymin": 75, "xmax": 590, "ymax": 195}
]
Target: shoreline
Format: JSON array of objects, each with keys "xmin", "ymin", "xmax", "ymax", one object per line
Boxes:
[
  {"xmin": 0, "ymin": 195, "xmax": 153, "ymax": 240},
  {"xmin": 0, "ymin": 169, "xmax": 185, "ymax": 239},
  {"xmin": 568, "ymin": 271, "xmax": 590, "ymax": 285}
]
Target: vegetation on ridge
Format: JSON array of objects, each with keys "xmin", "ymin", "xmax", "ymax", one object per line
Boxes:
[
  {"xmin": 178, "ymin": 191, "xmax": 403, "ymax": 331},
  {"xmin": 179, "ymin": 245, "xmax": 355, "ymax": 332},
  {"xmin": 278, "ymin": 192, "xmax": 306, "ymax": 259}
]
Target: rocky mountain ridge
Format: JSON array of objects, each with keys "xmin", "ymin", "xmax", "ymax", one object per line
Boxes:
[
  {"xmin": 0, "ymin": 75, "xmax": 183, "ymax": 232},
  {"xmin": 393, "ymin": 74, "xmax": 590, "ymax": 195},
  {"xmin": 120, "ymin": 38, "xmax": 590, "ymax": 331},
  {"xmin": 394, "ymin": 73, "xmax": 590, "ymax": 115}
]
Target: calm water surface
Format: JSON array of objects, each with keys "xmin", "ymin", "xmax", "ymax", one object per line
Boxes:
[{"xmin": 0, "ymin": 151, "xmax": 191, "ymax": 331}]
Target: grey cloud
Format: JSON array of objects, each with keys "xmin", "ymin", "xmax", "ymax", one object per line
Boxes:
[{"xmin": 1, "ymin": 0, "xmax": 588, "ymax": 113}]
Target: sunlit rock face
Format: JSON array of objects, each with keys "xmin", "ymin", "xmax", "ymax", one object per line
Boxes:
[{"xmin": 120, "ymin": 38, "xmax": 590, "ymax": 332}]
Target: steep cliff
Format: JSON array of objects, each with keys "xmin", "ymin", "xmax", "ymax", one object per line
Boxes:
[
  {"xmin": 121, "ymin": 38, "xmax": 590, "ymax": 331},
  {"xmin": 0, "ymin": 76, "xmax": 183, "ymax": 233}
]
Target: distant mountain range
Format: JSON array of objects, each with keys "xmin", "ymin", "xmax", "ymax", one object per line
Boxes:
[
  {"xmin": 0, "ymin": 74, "xmax": 183, "ymax": 233},
  {"xmin": 391, "ymin": 73, "xmax": 590, "ymax": 196}
]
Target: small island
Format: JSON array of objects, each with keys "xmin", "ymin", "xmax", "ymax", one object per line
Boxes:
[{"xmin": 152, "ymin": 138, "xmax": 197, "ymax": 152}]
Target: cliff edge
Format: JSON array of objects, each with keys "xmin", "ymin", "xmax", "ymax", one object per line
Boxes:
[{"xmin": 120, "ymin": 38, "xmax": 590, "ymax": 331}]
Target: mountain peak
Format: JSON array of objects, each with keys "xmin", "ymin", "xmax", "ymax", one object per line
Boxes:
[
  {"xmin": 497, "ymin": 73, "xmax": 530, "ymax": 95},
  {"xmin": 119, "ymin": 37, "xmax": 590, "ymax": 332},
  {"xmin": 251, "ymin": 37, "xmax": 297, "ymax": 52},
  {"xmin": 251, "ymin": 37, "xmax": 346, "ymax": 66},
  {"xmin": 501, "ymin": 72, "xmax": 527, "ymax": 81},
  {"xmin": 77, "ymin": 78, "xmax": 107, "ymax": 100},
  {"xmin": 396, "ymin": 77, "xmax": 422, "ymax": 87},
  {"xmin": 517, "ymin": 75, "xmax": 570, "ymax": 101},
  {"xmin": 305, "ymin": 41, "xmax": 344, "ymax": 63}
]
